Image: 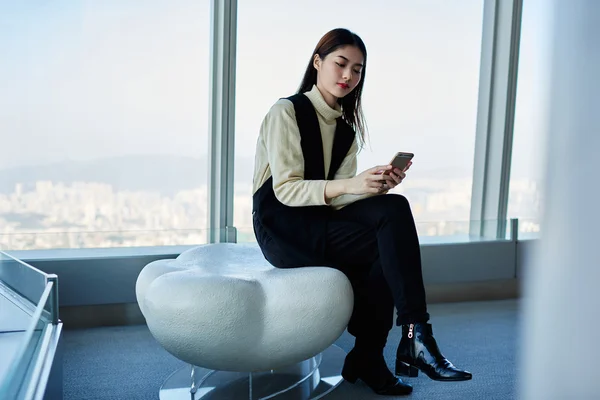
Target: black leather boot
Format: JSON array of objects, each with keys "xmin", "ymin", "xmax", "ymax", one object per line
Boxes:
[
  {"xmin": 395, "ymin": 323, "xmax": 472, "ymax": 381},
  {"xmin": 342, "ymin": 348, "xmax": 413, "ymax": 396}
]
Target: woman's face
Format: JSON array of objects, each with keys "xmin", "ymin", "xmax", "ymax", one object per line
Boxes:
[{"xmin": 314, "ymin": 45, "xmax": 364, "ymax": 106}]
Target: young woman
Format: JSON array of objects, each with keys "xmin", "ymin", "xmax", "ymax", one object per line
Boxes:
[{"xmin": 252, "ymin": 28, "xmax": 472, "ymax": 396}]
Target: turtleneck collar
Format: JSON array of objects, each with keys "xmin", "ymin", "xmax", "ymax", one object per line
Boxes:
[{"xmin": 304, "ymin": 85, "xmax": 343, "ymax": 123}]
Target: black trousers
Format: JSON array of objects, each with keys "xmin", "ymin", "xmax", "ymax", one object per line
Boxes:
[
  {"xmin": 257, "ymin": 193, "xmax": 430, "ymax": 352},
  {"xmin": 323, "ymin": 194, "xmax": 429, "ymax": 351}
]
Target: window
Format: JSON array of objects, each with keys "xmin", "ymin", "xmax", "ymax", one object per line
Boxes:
[
  {"xmin": 234, "ymin": 0, "xmax": 484, "ymax": 241},
  {"xmin": 0, "ymin": 1, "xmax": 210, "ymax": 250},
  {"xmin": 508, "ymin": 0, "xmax": 553, "ymax": 238}
]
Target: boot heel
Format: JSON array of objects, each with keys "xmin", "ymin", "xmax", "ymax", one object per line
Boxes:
[
  {"xmin": 395, "ymin": 360, "xmax": 419, "ymax": 377},
  {"xmin": 341, "ymin": 363, "xmax": 359, "ymax": 383}
]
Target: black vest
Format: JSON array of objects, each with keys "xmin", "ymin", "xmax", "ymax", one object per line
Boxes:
[{"xmin": 252, "ymin": 93, "xmax": 355, "ymax": 267}]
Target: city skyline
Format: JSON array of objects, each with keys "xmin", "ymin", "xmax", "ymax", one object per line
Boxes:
[{"xmin": 0, "ymin": 175, "xmax": 542, "ymax": 251}]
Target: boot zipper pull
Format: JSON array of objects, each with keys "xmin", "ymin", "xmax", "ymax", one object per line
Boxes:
[{"xmin": 408, "ymin": 323, "xmax": 414, "ymax": 339}]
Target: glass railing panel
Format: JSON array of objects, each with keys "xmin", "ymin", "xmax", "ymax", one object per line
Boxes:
[
  {"xmin": 0, "ymin": 281, "xmax": 53, "ymax": 399},
  {"xmin": 236, "ymin": 219, "xmax": 513, "ymax": 246},
  {"xmin": 0, "ymin": 251, "xmax": 47, "ymax": 310},
  {"xmin": 516, "ymin": 218, "xmax": 542, "ymax": 240},
  {"xmin": 0, "ymin": 228, "xmax": 211, "ymax": 252}
]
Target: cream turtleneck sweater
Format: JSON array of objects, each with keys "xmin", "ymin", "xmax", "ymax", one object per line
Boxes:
[{"xmin": 252, "ymin": 85, "xmax": 374, "ymax": 210}]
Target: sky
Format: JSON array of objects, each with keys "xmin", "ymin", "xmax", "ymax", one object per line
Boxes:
[{"xmin": 0, "ymin": 0, "xmax": 552, "ymax": 182}]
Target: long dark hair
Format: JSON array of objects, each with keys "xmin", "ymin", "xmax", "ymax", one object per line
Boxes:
[{"xmin": 298, "ymin": 28, "xmax": 368, "ymax": 148}]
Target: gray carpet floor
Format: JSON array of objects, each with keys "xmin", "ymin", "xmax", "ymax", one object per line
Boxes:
[{"xmin": 63, "ymin": 299, "xmax": 519, "ymax": 400}]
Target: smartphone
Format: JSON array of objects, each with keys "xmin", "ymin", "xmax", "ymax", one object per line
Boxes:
[{"xmin": 383, "ymin": 152, "xmax": 414, "ymax": 174}]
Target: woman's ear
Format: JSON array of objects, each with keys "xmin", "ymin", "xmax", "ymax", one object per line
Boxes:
[{"xmin": 313, "ymin": 54, "xmax": 321, "ymax": 71}]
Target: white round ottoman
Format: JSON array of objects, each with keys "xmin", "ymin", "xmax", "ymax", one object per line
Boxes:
[{"xmin": 135, "ymin": 243, "xmax": 354, "ymax": 399}]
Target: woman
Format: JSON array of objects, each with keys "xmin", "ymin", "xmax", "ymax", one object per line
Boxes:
[{"xmin": 252, "ymin": 28, "xmax": 472, "ymax": 396}]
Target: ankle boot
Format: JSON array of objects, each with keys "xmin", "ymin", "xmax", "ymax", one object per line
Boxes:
[
  {"xmin": 395, "ymin": 323, "xmax": 472, "ymax": 381},
  {"xmin": 342, "ymin": 348, "xmax": 413, "ymax": 396}
]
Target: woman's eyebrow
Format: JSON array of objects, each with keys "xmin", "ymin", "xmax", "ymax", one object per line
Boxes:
[{"xmin": 336, "ymin": 55, "xmax": 364, "ymax": 67}]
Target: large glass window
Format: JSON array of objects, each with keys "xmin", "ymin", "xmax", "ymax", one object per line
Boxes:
[
  {"xmin": 508, "ymin": 0, "xmax": 553, "ymax": 238},
  {"xmin": 0, "ymin": 1, "xmax": 210, "ymax": 250},
  {"xmin": 234, "ymin": 0, "xmax": 484, "ymax": 241}
]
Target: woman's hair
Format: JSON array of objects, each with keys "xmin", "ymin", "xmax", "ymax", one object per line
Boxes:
[{"xmin": 298, "ymin": 28, "xmax": 368, "ymax": 147}]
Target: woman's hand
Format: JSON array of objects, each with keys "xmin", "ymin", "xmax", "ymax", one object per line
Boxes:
[
  {"xmin": 325, "ymin": 162, "xmax": 413, "ymax": 200},
  {"xmin": 347, "ymin": 165, "xmax": 397, "ymax": 195},
  {"xmin": 385, "ymin": 161, "xmax": 412, "ymax": 191}
]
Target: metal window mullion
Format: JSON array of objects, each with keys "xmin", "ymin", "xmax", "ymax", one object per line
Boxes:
[
  {"xmin": 501, "ymin": 1, "xmax": 524, "ymax": 224},
  {"xmin": 208, "ymin": 0, "xmax": 237, "ymax": 243},
  {"xmin": 470, "ymin": 0, "xmax": 523, "ymax": 239}
]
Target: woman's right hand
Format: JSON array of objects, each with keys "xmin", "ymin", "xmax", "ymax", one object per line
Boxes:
[{"xmin": 346, "ymin": 165, "xmax": 396, "ymax": 195}]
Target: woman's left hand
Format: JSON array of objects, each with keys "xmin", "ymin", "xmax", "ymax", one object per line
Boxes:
[{"xmin": 382, "ymin": 161, "xmax": 412, "ymax": 191}]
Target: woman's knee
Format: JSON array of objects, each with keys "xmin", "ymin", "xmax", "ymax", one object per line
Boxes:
[
  {"xmin": 379, "ymin": 194, "xmax": 415, "ymax": 224},
  {"xmin": 359, "ymin": 194, "xmax": 413, "ymax": 224},
  {"xmin": 379, "ymin": 193, "xmax": 411, "ymax": 212}
]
